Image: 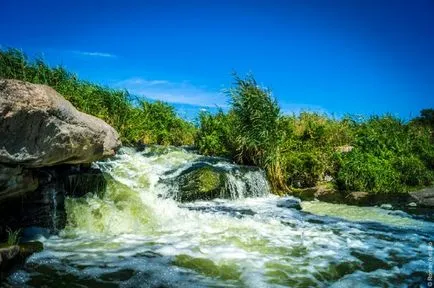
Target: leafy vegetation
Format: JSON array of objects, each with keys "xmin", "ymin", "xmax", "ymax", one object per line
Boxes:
[
  {"xmin": 0, "ymin": 48, "xmax": 195, "ymax": 145},
  {"xmin": 6, "ymin": 228, "xmax": 20, "ymax": 246},
  {"xmin": 196, "ymin": 74, "xmax": 434, "ymax": 194}
]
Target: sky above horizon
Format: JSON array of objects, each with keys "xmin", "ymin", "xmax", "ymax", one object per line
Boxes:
[{"xmin": 1, "ymin": 0, "xmax": 433, "ymax": 119}]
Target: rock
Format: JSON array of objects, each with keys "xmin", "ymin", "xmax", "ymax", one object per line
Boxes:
[
  {"xmin": 335, "ymin": 145, "xmax": 354, "ymax": 153},
  {"xmin": 345, "ymin": 191, "xmax": 372, "ymax": 205},
  {"xmin": 18, "ymin": 241, "xmax": 43, "ymax": 258},
  {"xmin": 62, "ymin": 167, "xmax": 106, "ymax": 197},
  {"xmin": 0, "ymin": 242, "xmax": 43, "ymax": 280},
  {"xmin": 0, "ymin": 165, "xmax": 107, "ymax": 239},
  {"xmin": 380, "ymin": 204, "xmax": 393, "ymax": 210},
  {"xmin": 291, "ymin": 184, "xmax": 343, "ymax": 203},
  {"xmin": 167, "ymin": 162, "xmax": 269, "ymax": 202},
  {"xmin": 408, "ymin": 202, "xmax": 417, "ymax": 207},
  {"xmin": 0, "ymin": 245, "xmax": 19, "ymax": 264},
  {"xmin": 0, "ymin": 79, "xmax": 121, "ymax": 168},
  {"xmin": 175, "ymin": 164, "xmax": 226, "ymax": 202},
  {"xmin": 0, "ymin": 164, "xmax": 38, "ymax": 201},
  {"xmin": 409, "ymin": 187, "xmax": 434, "ymax": 208},
  {"xmin": 0, "ymin": 245, "xmax": 19, "ymax": 279},
  {"xmin": 277, "ymin": 197, "xmax": 302, "ymax": 210}
]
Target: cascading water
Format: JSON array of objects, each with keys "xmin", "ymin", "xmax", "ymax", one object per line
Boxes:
[
  {"xmin": 3, "ymin": 147, "xmax": 433, "ymax": 287},
  {"xmin": 49, "ymin": 187, "xmax": 58, "ymax": 233}
]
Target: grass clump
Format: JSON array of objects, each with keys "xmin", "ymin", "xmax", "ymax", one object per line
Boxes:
[
  {"xmin": 6, "ymin": 228, "xmax": 20, "ymax": 246},
  {"xmin": 0, "ymin": 48, "xmax": 195, "ymax": 146}
]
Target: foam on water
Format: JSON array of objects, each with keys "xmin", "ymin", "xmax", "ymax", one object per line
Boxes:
[{"xmin": 5, "ymin": 147, "xmax": 433, "ymax": 287}]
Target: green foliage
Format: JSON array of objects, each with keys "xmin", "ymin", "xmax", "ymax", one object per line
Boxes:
[
  {"xmin": 412, "ymin": 108, "xmax": 434, "ymax": 130},
  {"xmin": 196, "ymin": 73, "xmax": 434, "ymax": 194},
  {"xmin": 195, "ymin": 110, "xmax": 236, "ymax": 157},
  {"xmin": 0, "ymin": 48, "xmax": 195, "ymax": 146},
  {"xmin": 6, "ymin": 227, "xmax": 20, "ymax": 246},
  {"xmin": 335, "ymin": 151, "xmax": 401, "ymax": 193},
  {"xmin": 228, "ymin": 73, "xmax": 280, "ymax": 167}
]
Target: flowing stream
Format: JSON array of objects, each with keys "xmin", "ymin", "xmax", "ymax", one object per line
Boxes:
[{"xmin": 3, "ymin": 147, "xmax": 433, "ymax": 287}]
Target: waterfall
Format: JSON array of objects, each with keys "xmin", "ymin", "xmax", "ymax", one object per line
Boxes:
[
  {"xmin": 49, "ymin": 186, "xmax": 58, "ymax": 232},
  {"xmin": 224, "ymin": 169, "xmax": 270, "ymax": 199}
]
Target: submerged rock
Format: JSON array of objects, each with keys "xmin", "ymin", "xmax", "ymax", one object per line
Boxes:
[
  {"xmin": 0, "ymin": 242, "xmax": 43, "ymax": 280},
  {"xmin": 277, "ymin": 197, "xmax": 302, "ymax": 210},
  {"xmin": 177, "ymin": 164, "xmax": 225, "ymax": 202},
  {"xmin": 166, "ymin": 162, "xmax": 270, "ymax": 202},
  {"xmin": 380, "ymin": 204, "xmax": 393, "ymax": 210},
  {"xmin": 0, "ymin": 79, "xmax": 121, "ymax": 168}
]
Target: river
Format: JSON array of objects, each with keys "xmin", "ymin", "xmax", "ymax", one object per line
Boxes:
[{"xmin": 3, "ymin": 147, "xmax": 433, "ymax": 287}]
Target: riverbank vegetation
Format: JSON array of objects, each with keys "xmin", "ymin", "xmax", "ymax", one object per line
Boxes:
[
  {"xmin": 196, "ymin": 74, "xmax": 434, "ymax": 194},
  {"xmin": 1, "ymin": 48, "xmax": 433, "ymax": 195},
  {"xmin": 0, "ymin": 48, "xmax": 195, "ymax": 145}
]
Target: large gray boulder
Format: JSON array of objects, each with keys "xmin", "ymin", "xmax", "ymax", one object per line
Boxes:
[
  {"xmin": 0, "ymin": 79, "xmax": 121, "ymax": 167},
  {"xmin": 409, "ymin": 187, "xmax": 434, "ymax": 208}
]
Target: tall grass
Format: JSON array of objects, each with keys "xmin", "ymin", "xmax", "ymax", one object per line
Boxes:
[
  {"xmin": 0, "ymin": 48, "xmax": 195, "ymax": 146},
  {"xmin": 196, "ymin": 74, "xmax": 434, "ymax": 194}
]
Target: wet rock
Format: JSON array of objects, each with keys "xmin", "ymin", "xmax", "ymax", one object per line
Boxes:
[
  {"xmin": 0, "ymin": 245, "xmax": 19, "ymax": 279},
  {"xmin": 291, "ymin": 185, "xmax": 343, "ymax": 203},
  {"xmin": 277, "ymin": 197, "xmax": 302, "ymax": 210},
  {"xmin": 0, "ymin": 242, "xmax": 43, "ymax": 280},
  {"xmin": 380, "ymin": 204, "xmax": 393, "ymax": 210},
  {"xmin": 0, "ymin": 165, "xmax": 106, "ymax": 239},
  {"xmin": 167, "ymin": 162, "xmax": 269, "ymax": 202},
  {"xmin": 18, "ymin": 241, "xmax": 43, "ymax": 258},
  {"xmin": 0, "ymin": 245, "xmax": 19, "ymax": 265},
  {"xmin": 175, "ymin": 164, "xmax": 226, "ymax": 202},
  {"xmin": 409, "ymin": 186, "xmax": 434, "ymax": 208},
  {"xmin": 344, "ymin": 191, "xmax": 372, "ymax": 205},
  {"xmin": 0, "ymin": 79, "xmax": 121, "ymax": 168},
  {"xmin": 0, "ymin": 164, "xmax": 38, "ymax": 201}
]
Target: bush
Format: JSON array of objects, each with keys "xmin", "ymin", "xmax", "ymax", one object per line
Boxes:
[
  {"xmin": 195, "ymin": 110, "xmax": 236, "ymax": 157},
  {"xmin": 283, "ymin": 151, "xmax": 327, "ymax": 188},
  {"xmin": 336, "ymin": 151, "xmax": 402, "ymax": 193},
  {"xmin": 392, "ymin": 155, "xmax": 433, "ymax": 187}
]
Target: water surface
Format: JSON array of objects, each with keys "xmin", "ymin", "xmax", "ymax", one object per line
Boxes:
[{"xmin": 4, "ymin": 147, "xmax": 433, "ymax": 287}]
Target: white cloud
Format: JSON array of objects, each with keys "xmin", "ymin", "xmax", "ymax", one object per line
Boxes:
[
  {"xmin": 114, "ymin": 77, "xmax": 227, "ymax": 107},
  {"xmin": 72, "ymin": 51, "xmax": 116, "ymax": 58}
]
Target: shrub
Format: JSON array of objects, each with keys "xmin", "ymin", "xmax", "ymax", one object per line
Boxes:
[
  {"xmin": 283, "ymin": 151, "xmax": 327, "ymax": 188},
  {"xmin": 336, "ymin": 151, "xmax": 402, "ymax": 193},
  {"xmin": 195, "ymin": 110, "xmax": 236, "ymax": 157},
  {"xmin": 392, "ymin": 155, "xmax": 433, "ymax": 187}
]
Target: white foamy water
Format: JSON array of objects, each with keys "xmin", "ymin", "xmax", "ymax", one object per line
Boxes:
[{"xmin": 5, "ymin": 147, "xmax": 433, "ymax": 287}]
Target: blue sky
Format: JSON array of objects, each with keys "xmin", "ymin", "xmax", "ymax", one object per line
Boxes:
[{"xmin": 1, "ymin": 0, "xmax": 433, "ymax": 119}]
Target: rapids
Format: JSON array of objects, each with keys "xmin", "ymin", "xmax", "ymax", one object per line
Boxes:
[{"xmin": 3, "ymin": 147, "xmax": 433, "ymax": 287}]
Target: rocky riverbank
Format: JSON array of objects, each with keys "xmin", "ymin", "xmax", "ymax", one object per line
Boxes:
[{"xmin": 0, "ymin": 79, "xmax": 121, "ymax": 277}]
